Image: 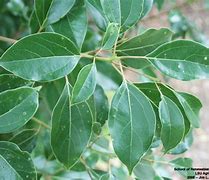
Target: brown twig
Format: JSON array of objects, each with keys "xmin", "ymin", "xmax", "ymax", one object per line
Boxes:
[
  {"xmin": 0, "ymin": 36, "xmax": 17, "ymax": 44},
  {"xmin": 32, "ymin": 117, "xmax": 51, "ymax": 130}
]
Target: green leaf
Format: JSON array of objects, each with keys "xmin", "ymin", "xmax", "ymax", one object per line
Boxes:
[
  {"xmin": 50, "ymin": 3, "xmax": 87, "ymax": 49},
  {"xmin": 117, "ymin": 28, "xmax": 173, "ymax": 69},
  {"xmin": 108, "ymin": 82, "xmax": 156, "ymax": 173},
  {"xmin": 159, "ymin": 96, "xmax": 185, "ymax": 152},
  {"xmin": 9, "ymin": 128, "xmax": 38, "ymax": 153},
  {"xmin": 32, "ymin": 0, "xmax": 75, "ymax": 31},
  {"xmin": 170, "ymin": 158, "xmax": 194, "ymax": 177},
  {"xmin": 101, "ymin": 0, "xmax": 153, "ymax": 32},
  {"xmin": 134, "ymin": 162, "xmax": 156, "ymax": 180},
  {"xmin": 94, "ymin": 85, "xmax": 109, "ymax": 126},
  {"xmin": 148, "ymin": 40, "xmax": 209, "ymax": 80},
  {"xmin": 135, "ymin": 83, "xmax": 191, "ymax": 137},
  {"xmin": 72, "ymin": 63, "xmax": 97, "ymax": 104},
  {"xmin": 170, "ymin": 129, "xmax": 193, "ymax": 154},
  {"xmin": 39, "ymin": 78, "xmax": 65, "ymax": 113},
  {"xmin": 101, "ymin": 23, "xmax": 120, "ymax": 50},
  {"xmin": 51, "ymin": 83, "xmax": 93, "ymax": 168},
  {"xmin": 0, "ymin": 141, "xmax": 37, "ymax": 179},
  {"xmin": 154, "ymin": 0, "xmax": 164, "ymax": 10},
  {"xmin": 87, "ymin": 0, "xmax": 107, "ymax": 30},
  {"xmin": 82, "ymin": 28, "xmax": 102, "ymax": 52},
  {"xmin": 0, "ymin": 33, "xmax": 80, "ymax": 82},
  {"xmin": 171, "ymin": 157, "xmax": 193, "ymax": 167},
  {"xmin": 96, "ymin": 61, "xmax": 123, "ymax": 90},
  {"xmin": 30, "ymin": 10, "xmax": 40, "ymax": 33},
  {"xmin": 175, "ymin": 92, "xmax": 202, "ymax": 128},
  {"xmin": 0, "ymin": 74, "xmax": 32, "ymax": 93},
  {"xmin": 0, "ymin": 87, "xmax": 39, "ymax": 133}
]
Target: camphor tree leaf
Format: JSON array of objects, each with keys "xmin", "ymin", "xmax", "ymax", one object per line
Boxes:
[
  {"xmin": 30, "ymin": 10, "xmax": 40, "ymax": 33},
  {"xmin": 170, "ymin": 158, "xmax": 194, "ymax": 177},
  {"xmin": 117, "ymin": 28, "xmax": 173, "ymax": 69},
  {"xmin": 175, "ymin": 92, "xmax": 202, "ymax": 128},
  {"xmin": 51, "ymin": 83, "xmax": 93, "ymax": 168},
  {"xmin": 87, "ymin": 0, "xmax": 108, "ymax": 30},
  {"xmin": 96, "ymin": 61, "xmax": 123, "ymax": 90},
  {"xmin": 101, "ymin": 0, "xmax": 153, "ymax": 32},
  {"xmin": 0, "ymin": 87, "xmax": 39, "ymax": 134},
  {"xmin": 134, "ymin": 162, "xmax": 156, "ymax": 180},
  {"xmin": 0, "ymin": 33, "xmax": 80, "ymax": 82},
  {"xmin": 51, "ymin": 2, "xmax": 87, "ymax": 49},
  {"xmin": 94, "ymin": 85, "xmax": 109, "ymax": 126},
  {"xmin": 135, "ymin": 83, "xmax": 191, "ymax": 137},
  {"xmin": 148, "ymin": 40, "xmax": 209, "ymax": 80},
  {"xmin": 31, "ymin": 0, "xmax": 75, "ymax": 32},
  {"xmin": 10, "ymin": 130, "xmax": 38, "ymax": 154},
  {"xmin": 72, "ymin": 63, "xmax": 97, "ymax": 104},
  {"xmin": 108, "ymin": 82, "xmax": 156, "ymax": 173},
  {"xmin": 0, "ymin": 74, "xmax": 32, "ymax": 93},
  {"xmin": 154, "ymin": 0, "xmax": 165, "ymax": 10},
  {"xmin": 0, "ymin": 141, "xmax": 37, "ymax": 179},
  {"xmin": 101, "ymin": 23, "xmax": 120, "ymax": 50},
  {"xmin": 39, "ymin": 79, "xmax": 65, "ymax": 114},
  {"xmin": 159, "ymin": 96, "xmax": 185, "ymax": 152},
  {"xmin": 170, "ymin": 129, "xmax": 193, "ymax": 155}
]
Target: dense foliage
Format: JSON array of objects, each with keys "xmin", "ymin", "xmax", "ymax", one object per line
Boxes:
[{"xmin": 0, "ymin": 0, "xmax": 208, "ymax": 179}]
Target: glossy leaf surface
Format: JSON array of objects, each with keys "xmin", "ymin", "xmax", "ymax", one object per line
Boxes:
[
  {"xmin": 9, "ymin": 128, "xmax": 39, "ymax": 153},
  {"xmin": 72, "ymin": 63, "xmax": 97, "ymax": 104},
  {"xmin": 33, "ymin": 0, "xmax": 75, "ymax": 31},
  {"xmin": 109, "ymin": 82, "xmax": 155, "ymax": 173},
  {"xmin": 175, "ymin": 92, "xmax": 202, "ymax": 128},
  {"xmin": 135, "ymin": 83, "xmax": 192, "ymax": 137},
  {"xmin": 102, "ymin": 23, "xmax": 120, "ymax": 50},
  {"xmin": 117, "ymin": 28, "xmax": 173, "ymax": 69},
  {"xmin": 0, "ymin": 74, "xmax": 32, "ymax": 93},
  {"xmin": 0, "ymin": 33, "xmax": 79, "ymax": 82},
  {"xmin": 149, "ymin": 40, "xmax": 209, "ymax": 80},
  {"xmin": 51, "ymin": 3, "xmax": 87, "ymax": 49},
  {"xmin": 101, "ymin": 0, "xmax": 153, "ymax": 32},
  {"xmin": 87, "ymin": 0, "xmax": 107, "ymax": 30},
  {"xmin": 0, "ymin": 87, "xmax": 38, "ymax": 133},
  {"xmin": 0, "ymin": 141, "xmax": 36, "ymax": 179},
  {"xmin": 51, "ymin": 83, "xmax": 92, "ymax": 168},
  {"xmin": 94, "ymin": 85, "xmax": 109, "ymax": 126},
  {"xmin": 159, "ymin": 96, "xmax": 185, "ymax": 152}
]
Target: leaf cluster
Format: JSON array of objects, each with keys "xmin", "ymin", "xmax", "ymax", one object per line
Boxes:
[{"xmin": 0, "ymin": 0, "xmax": 206, "ymax": 179}]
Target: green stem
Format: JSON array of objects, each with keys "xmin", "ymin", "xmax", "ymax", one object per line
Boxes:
[
  {"xmin": 80, "ymin": 53, "xmax": 115, "ymax": 61},
  {"xmin": 32, "ymin": 117, "xmax": 51, "ymax": 130},
  {"xmin": 155, "ymin": 82, "xmax": 164, "ymax": 98},
  {"xmin": 119, "ymin": 55, "xmax": 150, "ymax": 60},
  {"xmin": 113, "ymin": 27, "xmax": 121, "ymax": 55}
]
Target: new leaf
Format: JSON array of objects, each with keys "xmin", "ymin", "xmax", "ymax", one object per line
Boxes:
[{"xmin": 72, "ymin": 63, "xmax": 97, "ymax": 104}]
